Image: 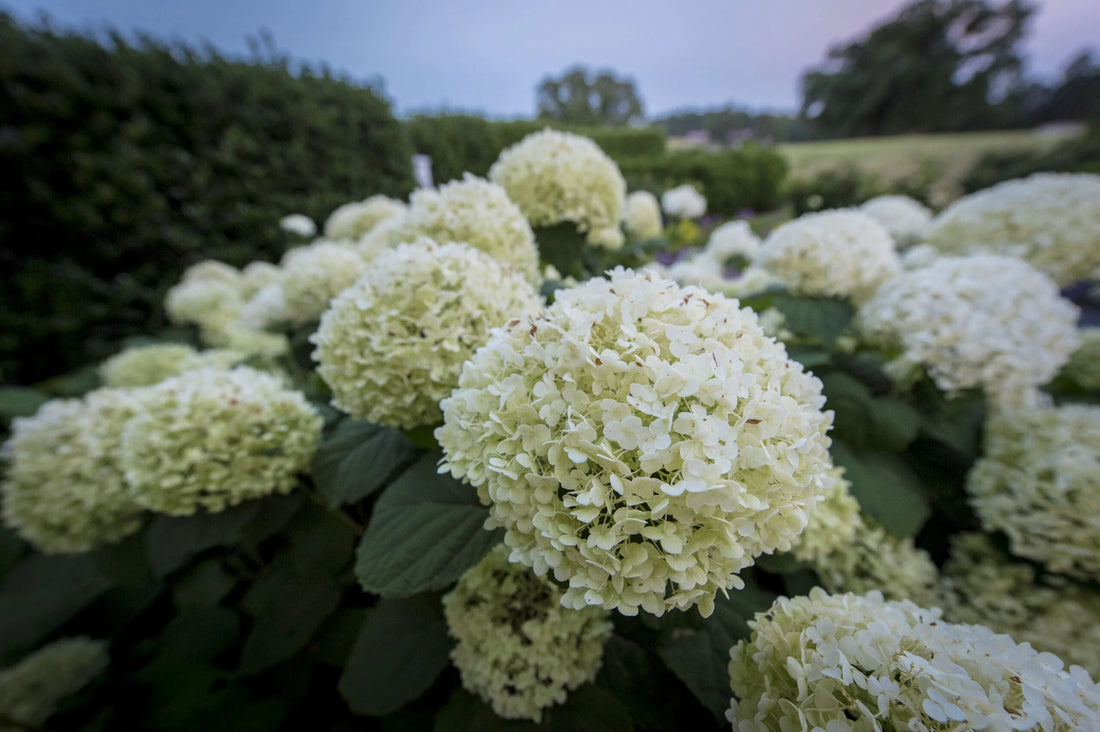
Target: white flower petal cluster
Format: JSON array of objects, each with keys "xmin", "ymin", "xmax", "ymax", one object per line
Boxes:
[
  {"xmin": 859, "ymin": 194, "xmax": 933, "ymax": 249},
  {"xmin": 621, "ymin": 190, "xmax": 663, "ymax": 241},
  {"xmin": 668, "ymin": 254, "xmax": 728, "ymax": 293},
  {"xmin": 727, "ymin": 588, "xmax": 1100, "ymax": 731},
  {"xmin": 2, "ymin": 389, "xmax": 145, "ymax": 553},
  {"xmin": 966, "ymin": 403, "xmax": 1100, "ymax": 581},
  {"xmin": 489, "ymin": 129, "xmax": 626, "ymax": 248},
  {"xmin": 788, "ymin": 468, "xmax": 860, "ymax": 565},
  {"xmin": 354, "ymin": 215, "xmax": 406, "ymax": 261},
  {"xmin": 279, "ymin": 241, "xmax": 368, "ymax": 324},
  {"xmin": 437, "ymin": 267, "xmax": 835, "ymax": 617},
  {"xmin": 121, "ymin": 367, "xmax": 322, "ymax": 516},
  {"xmin": 322, "ymin": 195, "xmax": 407, "ymax": 241},
  {"xmin": 239, "ymin": 261, "xmax": 282, "ymax": 296},
  {"xmin": 279, "ymin": 213, "xmax": 317, "ymax": 237},
  {"xmin": 757, "ymin": 209, "xmax": 900, "ymax": 302},
  {"xmin": 661, "ymin": 184, "xmax": 707, "ymax": 219},
  {"xmin": 0, "ymin": 637, "xmax": 108, "ymax": 728},
  {"xmin": 941, "ymin": 533, "xmax": 1100, "ymax": 677},
  {"xmin": 857, "ymin": 255, "xmax": 1079, "ymax": 402},
  {"xmin": 393, "ymin": 174, "xmax": 540, "ymax": 284},
  {"xmin": 922, "ymin": 173, "xmax": 1100, "ymax": 286},
  {"xmin": 312, "ymin": 239, "xmax": 541, "ymax": 429},
  {"xmin": 99, "ymin": 343, "xmax": 242, "ymax": 387},
  {"xmin": 1061, "ymin": 327, "xmax": 1100, "ymax": 391},
  {"xmin": 704, "ymin": 220, "xmax": 760, "ymax": 263},
  {"xmin": 237, "ymin": 281, "xmax": 292, "ymax": 331},
  {"xmin": 900, "ymin": 242, "xmax": 941, "ymax": 269},
  {"xmin": 442, "ymin": 545, "xmax": 612, "ymax": 722}
]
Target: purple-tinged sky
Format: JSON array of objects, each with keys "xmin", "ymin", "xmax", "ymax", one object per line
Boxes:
[{"xmin": 3, "ymin": 0, "xmax": 1097, "ymax": 117}]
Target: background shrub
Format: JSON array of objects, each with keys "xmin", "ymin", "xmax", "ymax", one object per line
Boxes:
[{"xmin": 960, "ymin": 123, "xmax": 1100, "ymax": 193}]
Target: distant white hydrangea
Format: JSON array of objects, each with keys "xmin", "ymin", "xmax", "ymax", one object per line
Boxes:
[
  {"xmin": 860, "ymin": 194, "xmax": 933, "ymax": 249},
  {"xmin": 922, "ymin": 173, "xmax": 1100, "ymax": 286},
  {"xmin": 621, "ymin": 190, "xmax": 663, "ymax": 241},
  {"xmin": 279, "ymin": 241, "xmax": 367, "ymax": 324},
  {"xmin": 279, "ymin": 213, "xmax": 317, "ymax": 238},
  {"xmin": 489, "ymin": 129, "xmax": 626, "ymax": 248},
  {"xmin": 164, "ymin": 260, "xmax": 245, "ymax": 334},
  {"xmin": 323, "ymin": 195, "xmax": 407, "ymax": 241},
  {"xmin": 393, "ymin": 174, "xmax": 540, "ymax": 284},
  {"xmin": 661, "ymin": 184, "xmax": 706, "ymax": 219},
  {"xmin": 966, "ymin": 403, "xmax": 1100, "ymax": 581},
  {"xmin": 239, "ymin": 261, "xmax": 283, "ymax": 298},
  {"xmin": 718, "ymin": 266, "xmax": 782, "ymax": 299},
  {"xmin": 237, "ymin": 282, "xmax": 292, "ymax": 332},
  {"xmin": 704, "ymin": 220, "xmax": 760, "ymax": 263},
  {"xmin": 900, "ymin": 242, "xmax": 941, "ymax": 269},
  {"xmin": 857, "ymin": 255, "xmax": 1079, "ymax": 403},
  {"xmin": 668, "ymin": 254, "xmax": 727, "ymax": 292},
  {"xmin": 99, "ymin": 343, "xmax": 242, "ymax": 387},
  {"xmin": 312, "ymin": 239, "xmax": 541, "ymax": 429},
  {"xmin": 202, "ymin": 321, "xmax": 289, "ymax": 358},
  {"xmin": 121, "ymin": 367, "xmax": 322, "ymax": 516},
  {"xmin": 0, "ymin": 637, "xmax": 108, "ymax": 728},
  {"xmin": 757, "ymin": 209, "xmax": 900, "ymax": 302},
  {"xmin": 1061, "ymin": 328, "xmax": 1100, "ymax": 391},
  {"xmin": 2, "ymin": 389, "xmax": 145, "ymax": 553},
  {"xmin": 941, "ymin": 533, "xmax": 1100, "ymax": 677},
  {"xmin": 442, "ymin": 545, "xmax": 612, "ymax": 722},
  {"xmin": 437, "ymin": 268, "xmax": 835, "ymax": 617},
  {"xmin": 354, "ymin": 215, "xmax": 406, "ymax": 261},
  {"xmin": 727, "ymin": 588, "xmax": 1100, "ymax": 731}
]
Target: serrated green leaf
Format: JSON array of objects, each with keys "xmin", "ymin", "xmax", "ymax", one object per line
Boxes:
[
  {"xmin": 338, "ymin": 594, "xmax": 451, "ymax": 716},
  {"xmin": 144, "ymin": 502, "xmax": 261, "ymax": 578},
  {"xmin": 0, "ymin": 386, "xmax": 50, "ymax": 419},
  {"xmin": 354, "ymin": 454, "xmax": 502, "ymax": 597},
  {"xmin": 770, "ymin": 294, "xmax": 854, "ymax": 346},
  {"xmin": 311, "ymin": 419, "xmax": 417, "ymax": 507},
  {"xmin": 830, "ymin": 441, "xmax": 930, "ymax": 538},
  {"xmin": 822, "ymin": 372, "xmax": 920, "ymax": 452}
]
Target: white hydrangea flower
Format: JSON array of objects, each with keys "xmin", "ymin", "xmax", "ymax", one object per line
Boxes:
[
  {"xmin": 437, "ymin": 267, "xmax": 835, "ymax": 617},
  {"xmin": 966, "ymin": 403, "xmax": 1100, "ymax": 581},
  {"xmin": 201, "ymin": 321, "xmax": 289, "ymax": 358},
  {"xmin": 2, "ymin": 389, "xmax": 145, "ymax": 553},
  {"xmin": 489, "ymin": 129, "xmax": 626, "ymax": 248},
  {"xmin": 323, "ymin": 195, "xmax": 407, "ymax": 241},
  {"xmin": 941, "ymin": 533, "xmax": 1100, "ymax": 677},
  {"xmin": 0, "ymin": 637, "xmax": 108, "ymax": 728},
  {"xmin": 278, "ymin": 241, "xmax": 368, "ymax": 324},
  {"xmin": 392, "ymin": 174, "xmax": 540, "ymax": 284},
  {"xmin": 757, "ymin": 209, "xmax": 900, "ymax": 303},
  {"xmin": 238, "ymin": 261, "xmax": 283, "ymax": 298},
  {"xmin": 1061, "ymin": 327, "xmax": 1100, "ymax": 391},
  {"xmin": 857, "ymin": 255, "xmax": 1079, "ymax": 403},
  {"xmin": 237, "ymin": 281, "xmax": 292, "ymax": 331},
  {"xmin": 668, "ymin": 254, "xmax": 727, "ymax": 292},
  {"xmin": 164, "ymin": 260, "xmax": 245, "ymax": 334},
  {"xmin": 621, "ymin": 190, "xmax": 663, "ymax": 241},
  {"xmin": 442, "ymin": 545, "xmax": 612, "ymax": 722},
  {"xmin": 98, "ymin": 343, "xmax": 244, "ymax": 387},
  {"xmin": 860, "ymin": 194, "xmax": 933, "ymax": 249},
  {"xmin": 922, "ymin": 173, "xmax": 1100, "ymax": 286},
  {"xmin": 788, "ymin": 467, "xmax": 861, "ymax": 565},
  {"xmin": 279, "ymin": 213, "xmax": 317, "ymax": 238},
  {"xmin": 900, "ymin": 242, "xmax": 941, "ymax": 269},
  {"xmin": 312, "ymin": 239, "xmax": 541, "ymax": 429},
  {"xmin": 661, "ymin": 184, "xmax": 706, "ymax": 219},
  {"xmin": 354, "ymin": 215, "xmax": 406, "ymax": 261},
  {"xmin": 704, "ymin": 220, "xmax": 760, "ymax": 263},
  {"xmin": 727, "ymin": 588, "xmax": 1100, "ymax": 731},
  {"xmin": 121, "ymin": 367, "xmax": 322, "ymax": 516}
]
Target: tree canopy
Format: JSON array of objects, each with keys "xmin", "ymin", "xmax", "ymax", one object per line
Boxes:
[{"xmin": 536, "ymin": 66, "xmax": 644, "ymax": 126}]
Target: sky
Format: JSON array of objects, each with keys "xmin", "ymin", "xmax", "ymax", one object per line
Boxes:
[{"xmin": 3, "ymin": 0, "xmax": 1098, "ymax": 118}]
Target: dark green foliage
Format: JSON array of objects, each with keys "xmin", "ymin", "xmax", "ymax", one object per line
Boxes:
[
  {"xmin": 0, "ymin": 13, "xmax": 414, "ymax": 384},
  {"xmin": 536, "ymin": 66, "xmax": 644, "ymax": 127},
  {"xmin": 785, "ymin": 163, "xmax": 938, "ymax": 216},
  {"xmin": 960, "ymin": 123, "xmax": 1100, "ymax": 193}
]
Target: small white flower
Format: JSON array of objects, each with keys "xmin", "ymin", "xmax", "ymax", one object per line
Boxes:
[
  {"xmin": 278, "ymin": 213, "xmax": 316, "ymax": 237},
  {"xmin": 661, "ymin": 184, "xmax": 706, "ymax": 219}
]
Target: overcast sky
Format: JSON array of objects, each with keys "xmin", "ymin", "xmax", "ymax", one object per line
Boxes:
[{"xmin": 4, "ymin": 0, "xmax": 1097, "ymax": 118}]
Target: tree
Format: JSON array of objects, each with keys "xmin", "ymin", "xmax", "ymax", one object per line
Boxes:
[
  {"xmin": 536, "ymin": 66, "xmax": 644, "ymax": 126},
  {"xmin": 800, "ymin": 0, "xmax": 1034, "ymax": 137}
]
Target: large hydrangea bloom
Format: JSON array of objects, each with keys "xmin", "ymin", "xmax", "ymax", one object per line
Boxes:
[
  {"xmin": 279, "ymin": 241, "xmax": 368, "ymax": 324},
  {"xmin": 323, "ymin": 195, "xmax": 407, "ymax": 241},
  {"xmin": 857, "ymin": 255, "xmax": 1079, "ymax": 403},
  {"xmin": 0, "ymin": 637, "xmax": 108, "ymax": 728},
  {"xmin": 756, "ymin": 209, "xmax": 900, "ymax": 302},
  {"xmin": 489, "ymin": 129, "xmax": 626, "ymax": 249},
  {"xmin": 966, "ymin": 403, "xmax": 1100, "ymax": 581},
  {"xmin": 99, "ymin": 343, "xmax": 243, "ymax": 387},
  {"xmin": 661, "ymin": 184, "xmax": 707, "ymax": 220},
  {"xmin": 727, "ymin": 588, "xmax": 1100, "ymax": 731},
  {"xmin": 621, "ymin": 190, "xmax": 663, "ymax": 241},
  {"xmin": 121, "ymin": 367, "xmax": 322, "ymax": 515},
  {"xmin": 2, "ymin": 389, "xmax": 145, "ymax": 553},
  {"xmin": 442, "ymin": 545, "xmax": 612, "ymax": 722},
  {"xmin": 859, "ymin": 194, "xmax": 933, "ymax": 249},
  {"xmin": 922, "ymin": 172, "xmax": 1100, "ymax": 286},
  {"xmin": 437, "ymin": 268, "xmax": 835, "ymax": 617},
  {"xmin": 312, "ymin": 239, "xmax": 541, "ymax": 429}
]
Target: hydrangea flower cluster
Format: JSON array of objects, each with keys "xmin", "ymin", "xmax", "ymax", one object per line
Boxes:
[
  {"xmin": 757, "ymin": 209, "xmax": 900, "ymax": 302},
  {"xmin": 1061, "ymin": 328, "xmax": 1100, "ymax": 391},
  {"xmin": 921, "ymin": 173, "xmax": 1100, "ymax": 286},
  {"xmin": 489, "ymin": 129, "xmax": 626, "ymax": 249},
  {"xmin": 322, "ymin": 195, "xmax": 406, "ymax": 241},
  {"xmin": 621, "ymin": 190, "xmax": 663, "ymax": 241},
  {"xmin": 2, "ymin": 389, "xmax": 145, "ymax": 553},
  {"xmin": 966, "ymin": 403, "xmax": 1100, "ymax": 581},
  {"xmin": 279, "ymin": 213, "xmax": 317, "ymax": 238},
  {"xmin": 99, "ymin": 343, "xmax": 243, "ymax": 387},
  {"xmin": 121, "ymin": 367, "xmax": 322, "ymax": 516},
  {"xmin": 704, "ymin": 220, "xmax": 760, "ymax": 264},
  {"xmin": 442, "ymin": 545, "xmax": 612, "ymax": 722},
  {"xmin": 859, "ymin": 194, "xmax": 933, "ymax": 248},
  {"xmin": 0, "ymin": 637, "xmax": 109, "ymax": 729},
  {"xmin": 312, "ymin": 239, "xmax": 541, "ymax": 429},
  {"xmin": 660, "ymin": 184, "xmax": 706, "ymax": 219},
  {"xmin": 727, "ymin": 588, "xmax": 1100, "ymax": 731},
  {"xmin": 941, "ymin": 533, "xmax": 1100, "ymax": 677},
  {"xmin": 392, "ymin": 174, "xmax": 541, "ymax": 284},
  {"xmin": 437, "ymin": 268, "xmax": 835, "ymax": 617},
  {"xmin": 278, "ymin": 241, "xmax": 368, "ymax": 324},
  {"xmin": 857, "ymin": 255, "xmax": 1079, "ymax": 403}
]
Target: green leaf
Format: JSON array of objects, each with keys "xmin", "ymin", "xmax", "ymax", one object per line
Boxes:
[
  {"xmin": 239, "ymin": 567, "xmax": 342, "ymax": 674},
  {"xmin": 770, "ymin": 294, "xmax": 854, "ymax": 346},
  {"xmin": 0, "ymin": 386, "xmax": 50, "ymax": 419},
  {"xmin": 830, "ymin": 441, "xmax": 930, "ymax": 538},
  {"xmin": 172, "ymin": 560, "xmax": 237, "ymax": 610},
  {"xmin": 354, "ymin": 454, "xmax": 502, "ymax": 597},
  {"xmin": 313, "ymin": 609, "xmax": 365, "ymax": 668},
  {"xmin": 535, "ymin": 222, "xmax": 589, "ymax": 281},
  {"xmin": 282, "ymin": 503, "xmax": 357, "ymax": 577},
  {"xmin": 434, "ymin": 690, "xmax": 538, "ymax": 732},
  {"xmin": 433, "ymin": 685, "xmax": 633, "ymax": 732},
  {"xmin": 338, "ymin": 594, "xmax": 452, "ymax": 716},
  {"xmin": 311, "ymin": 419, "xmax": 418, "ymax": 507},
  {"xmin": 784, "ymin": 345, "xmax": 831, "ymax": 369},
  {"xmin": 144, "ymin": 502, "xmax": 261, "ymax": 578},
  {"xmin": 822, "ymin": 372, "xmax": 920, "ymax": 452}
]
